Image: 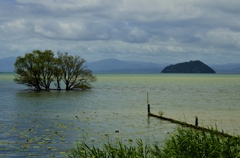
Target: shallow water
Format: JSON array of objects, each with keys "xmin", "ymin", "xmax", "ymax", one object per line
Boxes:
[{"xmin": 0, "ymin": 73, "xmax": 240, "ymax": 157}]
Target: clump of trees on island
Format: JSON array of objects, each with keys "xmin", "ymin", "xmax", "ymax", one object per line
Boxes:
[
  {"xmin": 161, "ymin": 60, "xmax": 216, "ymax": 73},
  {"xmin": 14, "ymin": 50, "xmax": 96, "ymax": 91}
]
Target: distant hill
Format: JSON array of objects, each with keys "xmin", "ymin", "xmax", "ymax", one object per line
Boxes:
[
  {"xmin": 211, "ymin": 63, "xmax": 240, "ymax": 74},
  {"xmin": 0, "ymin": 57, "xmax": 239, "ymax": 74},
  {"xmin": 161, "ymin": 60, "xmax": 216, "ymax": 73},
  {"xmin": 86, "ymin": 58, "xmax": 166, "ymax": 73},
  {"xmin": 0, "ymin": 57, "xmax": 166, "ymax": 73},
  {"xmin": 0, "ymin": 57, "xmax": 16, "ymax": 72}
]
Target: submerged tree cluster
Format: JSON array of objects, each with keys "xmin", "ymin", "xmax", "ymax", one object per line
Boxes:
[{"xmin": 14, "ymin": 50, "xmax": 96, "ymax": 90}]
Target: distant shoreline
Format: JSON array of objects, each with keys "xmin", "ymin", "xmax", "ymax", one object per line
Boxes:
[{"xmin": 2, "ymin": 71, "xmax": 239, "ymax": 74}]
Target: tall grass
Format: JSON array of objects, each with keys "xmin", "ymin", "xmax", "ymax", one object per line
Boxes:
[
  {"xmin": 68, "ymin": 127, "xmax": 240, "ymax": 158},
  {"xmin": 162, "ymin": 127, "xmax": 240, "ymax": 158},
  {"xmin": 68, "ymin": 139, "xmax": 159, "ymax": 158}
]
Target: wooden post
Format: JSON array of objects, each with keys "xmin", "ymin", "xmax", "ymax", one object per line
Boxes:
[
  {"xmin": 147, "ymin": 92, "xmax": 150, "ymax": 114},
  {"xmin": 147, "ymin": 92, "xmax": 149, "ymax": 105},
  {"xmin": 195, "ymin": 116, "xmax": 198, "ymax": 126},
  {"xmin": 148, "ymin": 104, "xmax": 150, "ymax": 114}
]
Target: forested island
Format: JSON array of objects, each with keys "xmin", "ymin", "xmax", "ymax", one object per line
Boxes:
[{"xmin": 161, "ymin": 60, "xmax": 216, "ymax": 73}]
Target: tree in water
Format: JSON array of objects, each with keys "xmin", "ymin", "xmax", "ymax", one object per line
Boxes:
[
  {"xmin": 57, "ymin": 52, "xmax": 96, "ymax": 90},
  {"xmin": 14, "ymin": 50, "xmax": 55, "ymax": 90},
  {"xmin": 14, "ymin": 50, "xmax": 96, "ymax": 90}
]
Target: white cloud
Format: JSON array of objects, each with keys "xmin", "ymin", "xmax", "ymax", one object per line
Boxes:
[
  {"xmin": 0, "ymin": 19, "xmax": 30, "ymax": 39},
  {"xmin": 196, "ymin": 28, "xmax": 240, "ymax": 49},
  {"xmin": 16, "ymin": 0, "xmax": 118, "ymax": 14}
]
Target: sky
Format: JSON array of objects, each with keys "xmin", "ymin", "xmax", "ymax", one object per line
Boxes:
[{"xmin": 0, "ymin": 0, "xmax": 240, "ymax": 65}]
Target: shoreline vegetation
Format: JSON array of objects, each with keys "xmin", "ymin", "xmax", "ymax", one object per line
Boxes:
[{"xmin": 68, "ymin": 126, "xmax": 240, "ymax": 158}]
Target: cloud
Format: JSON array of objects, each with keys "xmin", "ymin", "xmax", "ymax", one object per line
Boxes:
[
  {"xmin": 196, "ymin": 28, "xmax": 240, "ymax": 49},
  {"xmin": 0, "ymin": 0, "xmax": 240, "ymax": 64}
]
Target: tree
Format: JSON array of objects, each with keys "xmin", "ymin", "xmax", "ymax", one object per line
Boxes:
[
  {"xmin": 36, "ymin": 50, "xmax": 56, "ymax": 90},
  {"xmin": 14, "ymin": 50, "xmax": 56, "ymax": 90},
  {"xmin": 57, "ymin": 52, "xmax": 96, "ymax": 90},
  {"xmin": 53, "ymin": 57, "xmax": 63, "ymax": 90},
  {"xmin": 14, "ymin": 50, "xmax": 96, "ymax": 91}
]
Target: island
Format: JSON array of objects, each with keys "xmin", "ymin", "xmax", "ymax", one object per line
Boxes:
[{"xmin": 161, "ymin": 60, "xmax": 216, "ymax": 73}]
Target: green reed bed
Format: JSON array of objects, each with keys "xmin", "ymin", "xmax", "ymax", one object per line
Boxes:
[
  {"xmin": 163, "ymin": 127, "xmax": 240, "ymax": 158},
  {"xmin": 68, "ymin": 127, "xmax": 240, "ymax": 158}
]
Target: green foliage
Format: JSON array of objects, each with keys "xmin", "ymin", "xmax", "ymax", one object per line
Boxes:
[
  {"xmin": 14, "ymin": 50, "xmax": 96, "ymax": 90},
  {"xmin": 14, "ymin": 50, "xmax": 55, "ymax": 90},
  {"xmin": 162, "ymin": 127, "xmax": 240, "ymax": 158},
  {"xmin": 68, "ymin": 127, "xmax": 240, "ymax": 158},
  {"xmin": 57, "ymin": 52, "xmax": 96, "ymax": 90},
  {"xmin": 67, "ymin": 139, "xmax": 161, "ymax": 158}
]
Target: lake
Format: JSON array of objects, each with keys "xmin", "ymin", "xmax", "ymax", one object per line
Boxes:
[{"xmin": 0, "ymin": 73, "xmax": 240, "ymax": 157}]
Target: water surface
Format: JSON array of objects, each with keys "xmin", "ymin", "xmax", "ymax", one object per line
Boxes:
[{"xmin": 0, "ymin": 73, "xmax": 239, "ymax": 157}]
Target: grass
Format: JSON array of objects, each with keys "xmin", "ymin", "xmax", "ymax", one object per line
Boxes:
[
  {"xmin": 67, "ymin": 127, "xmax": 240, "ymax": 158},
  {"xmin": 67, "ymin": 139, "xmax": 154, "ymax": 158},
  {"xmin": 163, "ymin": 127, "xmax": 240, "ymax": 158}
]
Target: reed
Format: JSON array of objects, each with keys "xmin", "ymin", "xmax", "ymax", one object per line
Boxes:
[
  {"xmin": 67, "ymin": 139, "xmax": 158, "ymax": 158},
  {"xmin": 68, "ymin": 127, "xmax": 240, "ymax": 158},
  {"xmin": 162, "ymin": 127, "xmax": 240, "ymax": 158}
]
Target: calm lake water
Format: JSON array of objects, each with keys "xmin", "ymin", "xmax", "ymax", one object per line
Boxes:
[{"xmin": 0, "ymin": 73, "xmax": 240, "ymax": 157}]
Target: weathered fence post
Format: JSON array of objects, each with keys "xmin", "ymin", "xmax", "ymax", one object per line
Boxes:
[
  {"xmin": 148, "ymin": 104, "xmax": 150, "ymax": 114},
  {"xmin": 147, "ymin": 92, "xmax": 150, "ymax": 114},
  {"xmin": 195, "ymin": 116, "xmax": 198, "ymax": 126}
]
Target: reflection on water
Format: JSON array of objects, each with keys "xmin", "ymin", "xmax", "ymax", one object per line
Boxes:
[{"xmin": 0, "ymin": 73, "xmax": 240, "ymax": 157}]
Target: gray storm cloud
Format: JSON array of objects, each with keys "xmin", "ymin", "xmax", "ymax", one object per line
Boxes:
[{"xmin": 0, "ymin": 0, "xmax": 240, "ymax": 64}]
